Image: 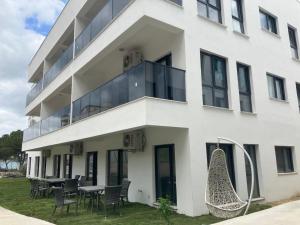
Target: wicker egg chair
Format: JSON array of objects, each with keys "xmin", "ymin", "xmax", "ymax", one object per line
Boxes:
[{"xmin": 205, "ymin": 137, "xmax": 254, "ymax": 219}]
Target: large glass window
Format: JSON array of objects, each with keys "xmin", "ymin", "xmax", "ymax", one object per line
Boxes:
[
  {"xmin": 63, "ymin": 154, "xmax": 73, "ymax": 179},
  {"xmin": 237, "ymin": 63, "xmax": 252, "ymax": 112},
  {"xmin": 267, "ymin": 74, "xmax": 285, "ymax": 101},
  {"xmin": 35, "ymin": 156, "xmax": 40, "ymax": 177},
  {"xmin": 231, "ymin": 0, "xmax": 244, "ymax": 33},
  {"xmin": 197, "ymin": 0, "xmax": 222, "ymax": 23},
  {"xmin": 107, "ymin": 150, "xmax": 128, "ymax": 185},
  {"xmin": 201, "ymin": 52, "xmax": 228, "ymax": 108},
  {"xmin": 53, "ymin": 155, "xmax": 61, "ymax": 178},
  {"xmin": 288, "ymin": 26, "xmax": 299, "ymax": 59},
  {"xmin": 41, "ymin": 156, "xmax": 47, "ymax": 178},
  {"xmin": 275, "ymin": 146, "xmax": 294, "ymax": 173},
  {"xmin": 28, "ymin": 157, "xmax": 31, "ymax": 175},
  {"xmin": 260, "ymin": 10, "xmax": 277, "ymax": 34}
]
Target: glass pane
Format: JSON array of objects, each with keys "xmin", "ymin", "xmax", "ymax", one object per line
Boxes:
[
  {"xmin": 208, "ymin": 7, "xmax": 220, "ymax": 23},
  {"xmin": 202, "ymin": 86, "xmax": 213, "ymax": 106},
  {"xmin": 214, "ymin": 88, "xmax": 228, "ymax": 108},
  {"xmin": 237, "ymin": 65, "xmax": 250, "ymax": 93},
  {"xmin": 275, "ymin": 79, "xmax": 284, "ymax": 100},
  {"xmin": 153, "ymin": 63, "xmax": 167, "ymax": 99},
  {"xmin": 89, "ymin": 88, "xmax": 100, "ymax": 116},
  {"xmin": 201, "ymin": 54, "xmax": 213, "ymax": 86},
  {"xmin": 113, "ymin": 73, "xmax": 129, "ymax": 106},
  {"xmin": 72, "ymin": 100, "xmax": 80, "ymax": 123},
  {"xmin": 113, "ymin": 0, "xmax": 129, "ymax": 17},
  {"xmin": 108, "ymin": 151, "xmax": 119, "ymax": 185},
  {"xmin": 231, "ymin": 0, "xmax": 239, "ymax": 18},
  {"xmin": 80, "ymin": 94, "xmax": 90, "ymax": 119},
  {"xmin": 214, "ymin": 58, "xmax": 226, "ymax": 88},
  {"xmin": 232, "ymin": 19, "xmax": 242, "ymax": 33},
  {"xmin": 291, "ymin": 48, "xmax": 299, "ymax": 59},
  {"xmin": 198, "ymin": 2, "xmax": 207, "ymax": 17},
  {"xmin": 122, "ymin": 151, "xmax": 128, "ymax": 179},
  {"xmin": 128, "ymin": 63, "xmax": 145, "ymax": 101},
  {"xmin": 267, "ymin": 76, "xmax": 275, "ymax": 98},
  {"xmin": 260, "ymin": 12, "xmax": 268, "ymax": 30},
  {"xmin": 240, "ymin": 94, "xmax": 252, "ymax": 112},
  {"xmin": 209, "ymin": 0, "xmax": 218, "ymax": 7},
  {"xmin": 167, "ymin": 68, "xmax": 186, "ymax": 101},
  {"xmin": 100, "ymin": 82, "xmax": 113, "ymax": 112},
  {"xmin": 268, "ymin": 16, "xmax": 277, "ymax": 34}
]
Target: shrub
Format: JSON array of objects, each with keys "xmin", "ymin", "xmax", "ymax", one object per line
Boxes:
[{"xmin": 158, "ymin": 197, "xmax": 173, "ymax": 225}]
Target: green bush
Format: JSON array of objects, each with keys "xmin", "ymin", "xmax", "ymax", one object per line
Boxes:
[{"xmin": 158, "ymin": 197, "xmax": 173, "ymax": 225}]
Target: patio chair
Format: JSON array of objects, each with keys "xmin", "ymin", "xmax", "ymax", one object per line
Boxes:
[
  {"xmin": 63, "ymin": 179, "xmax": 78, "ymax": 197},
  {"xmin": 120, "ymin": 179, "xmax": 131, "ymax": 205},
  {"xmin": 52, "ymin": 187, "xmax": 78, "ymax": 215},
  {"xmin": 78, "ymin": 176, "xmax": 86, "ymax": 187},
  {"xmin": 29, "ymin": 179, "xmax": 48, "ymax": 198},
  {"xmin": 74, "ymin": 175, "xmax": 80, "ymax": 181},
  {"xmin": 99, "ymin": 185, "xmax": 122, "ymax": 218}
]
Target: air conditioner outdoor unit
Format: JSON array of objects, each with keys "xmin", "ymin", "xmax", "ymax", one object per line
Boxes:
[
  {"xmin": 123, "ymin": 49, "xmax": 144, "ymax": 71},
  {"xmin": 70, "ymin": 142, "xmax": 83, "ymax": 155},
  {"xmin": 123, "ymin": 130, "xmax": 146, "ymax": 152},
  {"xmin": 42, "ymin": 149, "xmax": 51, "ymax": 158}
]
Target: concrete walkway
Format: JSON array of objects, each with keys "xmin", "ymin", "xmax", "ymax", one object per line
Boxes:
[
  {"xmin": 215, "ymin": 200, "xmax": 300, "ymax": 225},
  {"xmin": 0, "ymin": 207, "xmax": 54, "ymax": 225}
]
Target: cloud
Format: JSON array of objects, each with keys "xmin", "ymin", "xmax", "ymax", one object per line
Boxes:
[{"xmin": 0, "ymin": 0, "xmax": 66, "ymax": 136}]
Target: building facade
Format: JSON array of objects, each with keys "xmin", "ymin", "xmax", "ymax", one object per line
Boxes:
[{"xmin": 23, "ymin": 0, "xmax": 300, "ymax": 216}]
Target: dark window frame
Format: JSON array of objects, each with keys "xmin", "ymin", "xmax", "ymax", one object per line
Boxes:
[
  {"xmin": 288, "ymin": 26, "xmax": 299, "ymax": 59},
  {"xmin": 275, "ymin": 146, "xmax": 294, "ymax": 173},
  {"xmin": 28, "ymin": 157, "xmax": 31, "ymax": 175},
  {"xmin": 197, "ymin": 0, "xmax": 222, "ymax": 23},
  {"xmin": 35, "ymin": 156, "xmax": 40, "ymax": 177},
  {"xmin": 201, "ymin": 52, "xmax": 229, "ymax": 108},
  {"xmin": 232, "ymin": 0, "xmax": 244, "ymax": 33},
  {"xmin": 267, "ymin": 74, "xmax": 286, "ymax": 101},
  {"xmin": 41, "ymin": 156, "xmax": 47, "ymax": 178},
  {"xmin": 53, "ymin": 155, "xmax": 61, "ymax": 178},
  {"xmin": 237, "ymin": 63, "xmax": 252, "ymax": 112},
  {"xmin": 296, "ymin": 83, "xmax": 300, "ymax": 111},
  {"xmin": 259, "ymin": 9, "xmax": 278, "ymax": 34},
  {"xmin": 63, "ymin": 154, "xmax": 73, "ymax": 179},
  {"xmin": 107, "ymin": 150, "xmax": 128, "ymax": 185}
]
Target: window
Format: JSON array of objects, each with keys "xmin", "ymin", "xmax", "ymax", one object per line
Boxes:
[
  {"xmin": 197, "ymin": 0, "xmax": 222, "ymax": 23},
  {"xmin": 232, "ymin": 0, "xmax": 244, "ymax": 33},
  {"xmin": 296, "ymin": 83, "xmax": 300, "ymax": 111},
  {"xmin": 275, "ymin": 146, "xmax": 294, "ymax": 173},
  {"xmin": 288, "ymin": 26, "xmax": 299, "ymax": 59},
  {"xmin": 35, "ymin": 156, "xmax": 40, "ymax": 177},
  {"xmin": 237, "ymin": 64, "xmax": 252, "ymax": 112},
  {"xmin": 28, "ymin": 157, "xmax": 31, "ymax": 175},
  {"xmin": 259, "ymin": 10, "xmax": 278, "ymax": 34},
  {"xmin": 267, "ymin": 74, "xmax": 286, "ymax": 100},
  {"xmin": 53, "ymin": 155, "xmax": 61, "ymax": 178},
  {"xmin": 63, "ymin": 154, "xmax": 73, "ymax": 179},
  {"xmin": 107, "ymin": 150, "xmax": 128, "ymax": 185},
  {"xmin": 41, "ymin": 156, "xmax": 47, "ymax": 178},
  {"xmin": 201, "ymin": 52, "xmax": 228, "ymax": 108}
]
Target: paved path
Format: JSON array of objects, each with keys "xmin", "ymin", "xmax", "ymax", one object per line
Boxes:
[
  {"xmin": 0, "ymin": 207, "xmax": 55, "ymax": 225},
  {"xmin": 215, "ymin": 200, "xmax": 300, "ymax": 225}
]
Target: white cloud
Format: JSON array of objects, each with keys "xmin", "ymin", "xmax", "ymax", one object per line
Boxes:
[{"xmin": 0, "ymin": 0, "xmax": 65, "ymax": 136}]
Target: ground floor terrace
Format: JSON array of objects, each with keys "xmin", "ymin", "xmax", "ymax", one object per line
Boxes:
[{"xmin": 26, "ymin": 126, "xmax": 300, "ymax": 217}]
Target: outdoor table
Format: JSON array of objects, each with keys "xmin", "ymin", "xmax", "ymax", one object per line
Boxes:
[
  {"xmin": 40, "ymin": 178, "xmax": 67, "ymax": 187},
  {"xmin": 78, "ymin": 185, "xmax": 105, "ymax": 211}
]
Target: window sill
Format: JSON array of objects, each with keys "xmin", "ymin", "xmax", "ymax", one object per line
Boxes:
[
  {"xmin": 197, "ymin": 15, "xmax": 227, "ymax": 29},
  {"xmin": 261, "ymin": 28, "xmax": 281, "ymax": 39},
  {"xmin": 269, "ymin": 97, "xmax": 289, "ymax": 104},
  {"xmin": 240, "ymin": 111, "xmax": 257, "ymax": 116},
  {"xmin": 278, "ymin": 172, "xmax": 297, "ymax": 176},
  {"xmin": 233, "ymin": 30, "xmax": 250, "ymax": 39},
  {"xmin": 203, "ymin": 105, "xmax": 233, "ymax": 112}
]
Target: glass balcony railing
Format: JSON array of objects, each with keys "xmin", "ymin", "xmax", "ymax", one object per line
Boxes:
[
  {"xmin": 41, "ymin": 105, "xmax": 71, "ymax": 135},
  {"xmin": 72, "ymin": 61, "xmax": 186, "ymax": 123},
  {"xmin": 75, "ymin": 0, "xmax": 130, "ymax": 56},
  {"xmin": 43, "ymin": 43, "xmax": 74, "ymax": 88},
  {"xmin": 26, "ymin": 79, "xmax": 43, "ymax": 106},
  {"xmin": 23, "ymin": 105, "xmax": 70, "ymax": 142},
  {"xmin": 23, "ymin": 121, "xmax": 41, "ymax": 142}
]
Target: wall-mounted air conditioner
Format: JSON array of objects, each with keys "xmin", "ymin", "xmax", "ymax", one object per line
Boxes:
[
  {"xmin": 70, "ymin": 142, "xmax": 83, "ymax": 155},
  {"xmin": 123, "ymin": 49, "xmax": 144, "ymax": 71},
  {"xmin": 123, "ymin": 130, "xmax": 146, "ymax": 152}
]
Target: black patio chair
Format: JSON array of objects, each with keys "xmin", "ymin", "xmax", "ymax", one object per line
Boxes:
[
  {"xmin": 52, "ymin": 187, "xmax": 78, "ymax": 215},
  {"xmin": 63, "ymin": 179, "xmax": 78, "ymax": 197},
  {"xmin": 78, "ymin": 176, "xmax": 86, "ymax": 187},
  {"xmin": 120, "ymin": 179, "xmax": 131, "ymax": 205},
  {"xmin": 74, "ymin": 175, "xmax": 80, "ymax": 181},
  {"xmin": 29, "ymin": 179, "xmax": 48, "ymax": 198},
  {"xmin": 99, "ymin": 185, "xmax": 122, "ymax": 218}
]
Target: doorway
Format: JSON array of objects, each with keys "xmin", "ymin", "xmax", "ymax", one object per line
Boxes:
[{"xmin": 86, "ymin": 152, "xmax": 98, "ymax": 185}]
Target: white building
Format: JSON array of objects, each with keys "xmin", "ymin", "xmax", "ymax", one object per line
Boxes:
[{"xmin": 23, "ymin": 0, "xmax": 300, "ymax": 216}]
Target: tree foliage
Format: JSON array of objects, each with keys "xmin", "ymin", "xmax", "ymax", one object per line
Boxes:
[{"xmin": 0, "ymin": 130, "xmax": 24, "ymax": 169}]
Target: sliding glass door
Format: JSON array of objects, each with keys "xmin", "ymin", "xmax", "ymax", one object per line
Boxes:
[
  {"xmin": 107, "ymin": 150, "xmax": 128, "ymax": 185},
  {"xmin": 86, "ymin": 152, "xmax": 98, "ymax": 185}
]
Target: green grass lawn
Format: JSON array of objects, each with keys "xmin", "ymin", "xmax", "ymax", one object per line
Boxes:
[{"xmin": 0, "ymin": 178, "xmax": 271, "ymax": 225}]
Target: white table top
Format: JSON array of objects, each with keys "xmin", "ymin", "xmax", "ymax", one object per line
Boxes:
[{"xmin": 78, "ymin": 185, "xmax": 105, "ymax": 192}]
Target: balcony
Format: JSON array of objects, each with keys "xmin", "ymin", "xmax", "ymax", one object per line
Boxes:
[
  {"xmin": 72, "ymin": 61, "xmax": 186, "ymax": 123},
  {"xmin": 75, "ymin": 0, "xmax": 131, "ymax": 56},
  {"xmin": 23, "ymin": 105, "xmax": 71, "ymax": 142},
  {"xmin": 26, "ymin": 79, "xmax": 43, "ymax": 106}
]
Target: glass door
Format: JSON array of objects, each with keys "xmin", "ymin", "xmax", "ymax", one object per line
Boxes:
[
  {"xmin": 244, "ymin": 145, "xmax": 260, "ymax": 198},
  {"xmin": 155, "ymin": 144, "xmax": 177, "ymax": 205},
  {"xmin": 86, "ymin": 152, "xmax": 98, "ymax": 185}
]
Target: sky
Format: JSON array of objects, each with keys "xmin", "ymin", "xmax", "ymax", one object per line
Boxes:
[{"xmin": 0, "ymin": 0, "xmax": 68, "ymax": 136}]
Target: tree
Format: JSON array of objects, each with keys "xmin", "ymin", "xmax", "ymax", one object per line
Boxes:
[
  {"xmin": 0, "ymin": 134, "xmax": 15, "ymax": 170},
  {"xmin": 9, "ymin": 130, "xmax": 25, "ymax": 166}
]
